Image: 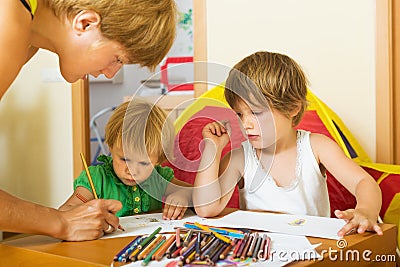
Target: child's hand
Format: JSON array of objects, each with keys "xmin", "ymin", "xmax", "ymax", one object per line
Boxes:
[
  {"xmin": 202, "ymin": 121, "xmax": 231, "ymax": 150},
  {"xmin": 335, "ymin": 209, "xmax": 383, "ymax": 237},
  {"xmin": 163, "ymin": 192, "xmax": 189, "ymax": 220}
]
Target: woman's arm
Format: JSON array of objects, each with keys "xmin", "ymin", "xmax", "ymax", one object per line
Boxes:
[
  {"xmin": 0, "ymin": 0, "xmax": 33, "ymax": 99},
  {"xmin": 59, "ymin": 186, "xmax": 95, "ymax": 211},
  {"xmin": 0, "ymin": 189, "xmax": 122, "ymax": 241}
]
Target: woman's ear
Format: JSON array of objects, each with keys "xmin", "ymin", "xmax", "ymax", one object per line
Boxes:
[
  {"xmin": 290, "ymin": 104, "xmax": 302, "ymax": 118},
  {"xmin": 72, "ymin": 10, "xmax": 101, "ymax": 35}
]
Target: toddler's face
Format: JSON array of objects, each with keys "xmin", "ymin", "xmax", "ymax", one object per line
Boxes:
[{"xmin": 110, "ymin": 145, "xmax": 158, "ymax": 186}]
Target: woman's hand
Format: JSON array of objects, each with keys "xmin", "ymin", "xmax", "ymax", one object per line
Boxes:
[{"xmin": 58, "ymin": 199, "xmax": 122, "ymax": 241}]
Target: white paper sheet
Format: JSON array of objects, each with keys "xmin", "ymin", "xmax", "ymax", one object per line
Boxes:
[
  {"xmin": 102, "ymin": 210, "xmax": 205, "ymax": 239},
  {"xmin": 203, "ymin": 210, "xmax": 346, "ymax": 240}
]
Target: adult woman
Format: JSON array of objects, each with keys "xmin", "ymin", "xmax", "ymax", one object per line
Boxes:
[{"xmin": 0, "ymin": 0, "xmax": 176, "ymax": 241}]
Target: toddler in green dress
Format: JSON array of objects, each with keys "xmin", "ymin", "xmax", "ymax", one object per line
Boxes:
[{"xmin": 60, "ymin": 98, "xmax": 192, "ymax": 223}]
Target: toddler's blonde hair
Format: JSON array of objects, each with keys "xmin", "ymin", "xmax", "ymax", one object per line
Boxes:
[{"xmin": 105, "ymin": 98, "xmax": 174, "ymax": 164}]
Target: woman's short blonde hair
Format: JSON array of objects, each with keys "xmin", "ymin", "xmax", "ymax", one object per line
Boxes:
[
  {"xmin": 44, "ymin": 0, "xmax": 177, "ymax": 70},
  {"xmin": 225, "ymin": 51, "xmax": 308, "ymax": 126},
  {"xmin": 105, "ymin": 98, "xmax": 174, "ymax": 164}
]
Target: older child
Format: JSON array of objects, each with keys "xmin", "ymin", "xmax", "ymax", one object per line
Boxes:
[
  {"xmin": 193, "ymin": 51, "xmax": 383, "ymax": 237},
  {"xmin": 60, "ymin": 98, "xmax": 192, "ymax": 228}
]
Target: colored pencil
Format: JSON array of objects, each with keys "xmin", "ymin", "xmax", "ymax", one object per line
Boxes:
[
  {"xmin": 232, "ymin": 238, "xmax": 243, "ymax": 258},
  {"xmin": 138, "ymin": 235, "xmax": 164, "ymax": 260},
  {"xmin": 194, "ymin": 222, "xmax": 231, "ymax": 244},
  {"xmin": 153, "ymin": 234, "xmax": 176, "ymax": 261},
  {"xmin": 113, "ymin": 236, "xmax": 140, "ymax": 261},
  {"xmin": 219, "ymin": 243, "xmax": 232, "ymax": 260},
  {"xmin": 120, "ymin": 236, "xmax": 145, "ymax": 261},
  {"xmin": 137, "ymin": 227, "xmax": 162, "ymax": 250},
  {"xmin": 208, "ymin": 242, "xmax": 228, "ymax": 265},
  {"xmin": 142, "ymin": 238, "xmax": 166, "ymax": 266},
  {"xmin": 240, "ymin": 234, "xmax": 253, "ymax": 260},
  {"xmin": 180, "ymin": 236, "xmax": 196, "ymax": 255},
  {"xmin": 176, "ymin": 227, "xmax": 181, "ymax": 247},
  {"xmin": 235, "ymin": 233, "xmax": 249, "ymax": 258},
  {"xmin": 252, "ymin": 234, "xmax": 263, "ymax": 262},
  {"xmin": 79, "ymin": 152, "xmax": 125, "ymax": 231},
  {"xmin": 114, "ymin": 236, "xmax": 141, "ymax": 261},
  {"xmin": 247, "ymin": 233, "xmax": 258, "ymax": 257},
  {"xmin": 129, "ymin": 235, "xmax": 156, "ymax": 261},
  {"xmin": 257, "ymin": 234, "xmax": 267, "ymax": 261},
  {"xmin": 170, "ymin": 246, "xmax": 183, "ymax": 258},
  {"xmin": 184, "ymin": 222, "xmax": 244, "ymax": 239},
  {"xmin": 165, "ymin": 240, "xmax": 177, "ymax": 258},
  {"xmin": 195, "ymin": 232, "xmax": 201, "ymax": 259},
  {"xmin": 264, "ymin": 236, "xmax": 272, "ymax": 260},
  {"xmin": 183, "ymin": 229, "xmax": 193, "ymax": 247}
]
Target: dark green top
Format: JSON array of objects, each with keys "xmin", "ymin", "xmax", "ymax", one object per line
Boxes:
[{"xmin": 74, "ymin": 155, "xmax": 174, "ymax": 217}]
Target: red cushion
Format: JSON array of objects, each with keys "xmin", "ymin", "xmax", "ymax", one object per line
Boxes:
[
  {"xmin": 164, "ymin": 106, "xmax": 245, "ymax": 207},
  {"xmin": 165, "ymin": 107, "xmax": 358, "ymax": 217}
]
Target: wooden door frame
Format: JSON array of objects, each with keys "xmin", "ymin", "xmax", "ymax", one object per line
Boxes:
[
  {"xmin": 376, "ymin": 0, "xmax": 399, "ymax": 164},
  {"xmin": 393, "ymin": 0, "xmax": 400, "ymax": 164},
  {"xmin": 72, "ymin": 0, "xmax": 399, "ymax": 177},
  {"xmin": 71, "ymin": 79, "xmax": 90, "ymax": 178}
]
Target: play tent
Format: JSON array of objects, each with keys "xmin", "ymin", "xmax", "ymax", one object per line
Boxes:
[{"xmin": 164, "ymin": 85, "xmax": 400, "ymax": 248}]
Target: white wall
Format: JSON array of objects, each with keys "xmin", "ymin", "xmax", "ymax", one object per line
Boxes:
[
  {"xmin": 0, "ymin": 50, "xmax": 73, "ymax": 208},
  {"xmin": 205, "ymin": 0, "xmax": 376, "ymax": 160}
]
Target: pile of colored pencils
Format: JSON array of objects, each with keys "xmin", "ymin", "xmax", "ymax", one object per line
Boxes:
[{"xmin": 113, "ymin": 223, "xmax": 272, "ymax": 266}]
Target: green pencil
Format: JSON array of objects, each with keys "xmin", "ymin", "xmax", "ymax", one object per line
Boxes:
[
  {"xmin": 142, "ymin": 239, "xmax": 166, "ymax": 266},
  {"xmin": 138, "ymin": 227, "xmax": 162, "ymax": 250}
]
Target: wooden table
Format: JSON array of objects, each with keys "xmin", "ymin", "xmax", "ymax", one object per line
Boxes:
[{"xmin": 0, "ymin": 209, "xmax": 397, "ymax": 267}]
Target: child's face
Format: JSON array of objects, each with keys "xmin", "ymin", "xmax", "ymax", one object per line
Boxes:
[
  {"xmin": 234, "ymin": 99, "xmax": 292, "ymax": 149},
  {"xmin": 110, "ymin": 145, "xmax": 158, "ymax": 186}
]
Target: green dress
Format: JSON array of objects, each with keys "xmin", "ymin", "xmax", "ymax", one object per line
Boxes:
[{"xmin": 74, "ymin": 155, "xmax": 174, "ymax": 217}]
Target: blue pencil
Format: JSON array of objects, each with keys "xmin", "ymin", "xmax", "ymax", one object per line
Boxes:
[
  {"xmin": 113, "ymin": 236, "xmax": 140, "ymax": 261},
  {"xmin": 183, "ymin": 222, "xmax": 244, "ymax": 239}
]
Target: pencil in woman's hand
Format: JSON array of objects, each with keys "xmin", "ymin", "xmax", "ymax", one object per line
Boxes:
[
  {"xmin": 79, "ymin": 152, "xmax": 125, "ymax": 231},
  {"xmin": 80, "ymin": 152, "xmax": 98, "ymax": 199}
]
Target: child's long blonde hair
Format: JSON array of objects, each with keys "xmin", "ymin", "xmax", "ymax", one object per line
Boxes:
[
  {"xmin": 225, "ymin": 51, "xmax": 309, "ymax": 126},
  {"xmin": 43, "ymin": 0, "xmax": 177, "ymax": 70},
  {"xmin": 105, "ymin": 98, "xmax": 175, "ymax": 164}
]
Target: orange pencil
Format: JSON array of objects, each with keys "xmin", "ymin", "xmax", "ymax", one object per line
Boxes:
[
  {"xmin": 138, "ymin": 235, "xmax": 165, "ymax": 260},
  {"xmin": 79, "ymin": 152, "xmax": 125, "ymax": 231},
  {"xmin": 154, "ymin": 234, "xmax": 176, "ymax": 261}
]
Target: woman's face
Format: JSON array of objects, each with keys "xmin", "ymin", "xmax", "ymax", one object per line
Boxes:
[
  {"xmin": 59, "ymin": 37, "xmax": 127, "ymax": 83},
  {"xmin": 58, "ymin": 11, "xmax": 128, "ymax": 83}
]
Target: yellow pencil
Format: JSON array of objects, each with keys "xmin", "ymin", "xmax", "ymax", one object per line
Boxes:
[
  {"xmin": 79, "ymin": 152, "xmax": 125, "ymax": 231},
  {"xmin": 80, "ymin": 152, "xmax": 98, "ymax": 199},
  {"xmin": 194, "ymin": 222, "xmax": 231, "ymax": 244}
]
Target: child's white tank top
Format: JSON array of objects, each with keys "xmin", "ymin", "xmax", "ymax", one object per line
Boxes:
[{"xmin": 239, "ymin": 130, "xmax": 330, "ymax": 217}]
